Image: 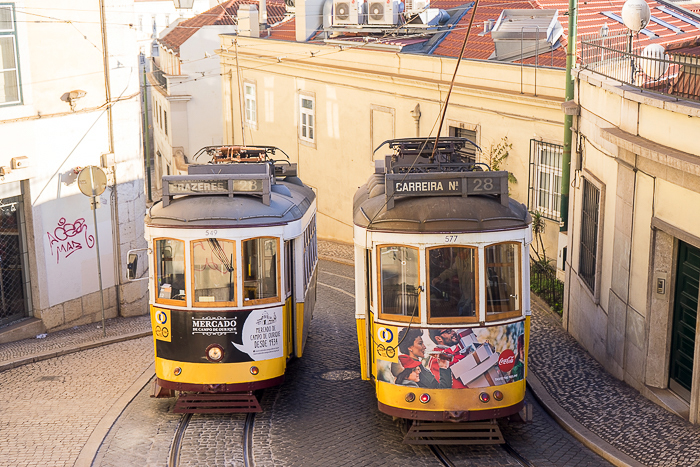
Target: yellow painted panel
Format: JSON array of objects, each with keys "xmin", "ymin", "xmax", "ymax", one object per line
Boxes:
[
  {"xmin": 155, "ymin": 356, "xmax": 286, "ymax": 385},
  {"xmin": 296, "ymin": 302, "xmax": 304, "ymax": 357},
  {"xmin": 150, "ymin": 306, "xmax": 171, "ymax": 342},
  {"xmin": 376, "ymin": 379, "xmax": 526, "ymax": 412},
  {"xmin": 356, "ymin": 319, "xmax": 370, "ymax": 380}
]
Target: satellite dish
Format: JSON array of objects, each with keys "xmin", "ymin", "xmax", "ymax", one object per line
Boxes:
[
  {"xmin": 640, "ymin": 43, "xmax": 669, "ymax": 80},
  {"xmin": 621, "ymin": 0, "xmax": 651, "ymax": 33}
]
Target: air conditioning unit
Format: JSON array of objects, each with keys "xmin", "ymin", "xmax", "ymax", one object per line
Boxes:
[
  {"xmin": 404, "ymin": 0, "xmax": 427, "ymax": 14},
  {"xmin": 334, "ymin": 0, "xmax": 360, "ymax": 25},
  {"xmin": 368, "ymin": 0, "xmax": 400, "ymax": 25}
]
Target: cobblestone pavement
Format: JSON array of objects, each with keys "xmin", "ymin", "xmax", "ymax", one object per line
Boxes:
[
  {"xmin": 0, "ymin": 315, "xmax": 151, "ymax": 370},
  {"xmin": 0, "ymin": 337, "xmax": 153, "ymax": 467},
  {"xmin": 529, "ymin": 298, "xmax": 700, "ymax": 467}
]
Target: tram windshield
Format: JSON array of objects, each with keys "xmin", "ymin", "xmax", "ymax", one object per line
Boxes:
[
  {"xmin": 155, "ymin": 238, "xmax": 186, "ymax": 303},
  {"xmin": 485, "ymin": 242, "xmax": 521, "ymax": 319},
  {"xmin": 192, "ymin": 239, "xmax": 236, "ymax": 305},
  {"xmin": 243, "ymin": 237, "xmax": 278, "ymax": 302},
  {"xmin": 428, "ymin": 247, "xmax": 477, "ymax": 320},
  {"xmin": 379, "ymin": 246, "xmax": 420, "ymax": 319}
]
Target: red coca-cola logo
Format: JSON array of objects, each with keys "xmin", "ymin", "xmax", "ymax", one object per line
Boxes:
[{"xmin": 498, "ymin": 349, "xmax": 516, "ymax": 372}]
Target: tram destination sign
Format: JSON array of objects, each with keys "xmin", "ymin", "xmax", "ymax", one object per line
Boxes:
[
  {"xmin": 385, "ymin": 171, "xmax": 508, "ymax": 209},
  {"xmin": 162, "ymin": 173, "xmax": 271, "ymax": 207}
]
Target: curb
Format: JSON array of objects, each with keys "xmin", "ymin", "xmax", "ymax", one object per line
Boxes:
[
  {"xmin": 74, "ymin": 362, "xmax": 156, "ymax": 467},
  {"xmin": 527, "ymin": 371, "xmax": 646, "ymax": 467},
  {"xmin": 0, "ymin": 330, "xmax": 152, "ymax": 372}
]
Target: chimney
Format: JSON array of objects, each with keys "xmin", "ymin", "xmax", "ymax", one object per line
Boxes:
[
  {"xmin": 237, "ymin": 5, "xmax": 260, "ymax": 38},
  {"xmin": 295, "ymin": 0, "xmax": 325, "ymax": 42},
  {"xmin": 259, "ymin": 0, "xmax": 267, "ymax": 27}
]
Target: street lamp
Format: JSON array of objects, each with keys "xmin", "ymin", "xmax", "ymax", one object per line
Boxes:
[{"xmin": 173, "ymin": 0, "xmax": 195, "ymax": 8}]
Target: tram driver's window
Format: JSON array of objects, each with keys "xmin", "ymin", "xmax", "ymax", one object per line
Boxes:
[
  {"xmin": 155, "ymin": 238, "xmax": 186, "ymax": 303},
  {"xmin": 379, "ymin": 246, "xmax": 420, "ymax": 319},
  {"xmin": 243, "ymin": 237, "xmax": 278, "ymax": 302},
  {"xmin": 485, "ymin": 243, "xmax": 521, "ymax": 318},
  {"xmin": 192, "ymin": 239, "xmax": 235, "ymax": 305},
  {"xmin": 428, "ymin": 247, "xmax": 476, "ymax": 318}
]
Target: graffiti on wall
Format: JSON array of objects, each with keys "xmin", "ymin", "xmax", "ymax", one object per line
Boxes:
[{"xmin": 47, "ymin": 217, "xmax": 94, "ymax": 264}]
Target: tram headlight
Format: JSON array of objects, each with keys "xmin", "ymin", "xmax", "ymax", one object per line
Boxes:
[
  {"xmin": 479, "ymin": 392, "xmax": 490, "ymax": 403},
  {"xmin": 493, "ymin": 390, "xmax": 504, "ymax": 401},
  {"xmin": 206, "ymin": 344, "xmax": 224, "ymax": 362},
  {"xmin": 405, "ymin": 392, "xmax": 416, "ymax": 403},
  {"xmin": 250, "ymin": 366, "xmax": 259, "ymax": 375},
  {"xmin": 174, "ymin": 367, "xmax": 182, "ymax": 376},
  {"xmin": 419, "ymin": 393, "xmax": 430, "ymax": 404}
]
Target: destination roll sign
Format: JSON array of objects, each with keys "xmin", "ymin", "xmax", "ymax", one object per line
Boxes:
[
  {"xmin": 385, "ymin": 171, "xmax": 508, "ymax": 209},
  {"xmin": 161, "ymin": 172, "xmax": 271, "ymax": 207}
]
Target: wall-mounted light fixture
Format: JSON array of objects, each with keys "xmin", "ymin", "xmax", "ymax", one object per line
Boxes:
[{"xmin": 61, "ymin": 90, "xmax": 87, "ymax": 111}]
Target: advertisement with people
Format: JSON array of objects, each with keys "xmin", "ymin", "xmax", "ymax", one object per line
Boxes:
[{"xmin": 374, "ymin": 320, "xmax": 525, "ymax": 389}]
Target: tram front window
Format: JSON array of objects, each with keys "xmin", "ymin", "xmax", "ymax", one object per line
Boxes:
[
  {"xmin": 485, "ymin": 243, "xmax": 520, "ymax": 318},
  {"xmin": 379, "ymin": 246, "xmax": 420, "ymax": 319},
  {"xmin": 192, "ymin": 239, "xmax": 235, "ymax": 305},
  {"xmin": 428, "ymin": 247, "xmax": 477, "ymax": 319},
  {"xmin": 155, "ymin": 239, "xmax": 186, "ymax": 302},
  {"xmin": 243, "ymin": 237, "xmax": 278, "ymax": 302}
]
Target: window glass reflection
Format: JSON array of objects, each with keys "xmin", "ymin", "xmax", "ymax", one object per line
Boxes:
[
  {"xmin": 429, "ymin": 247, "xmax": 476, "ymax": 318},
  {"xmin": 192, "ymin": 239, "xmax": 235, "ymax": 304},
  {"xmin": 485, "ymin": 243, "xmax": 520, "ymax": 314},
  {"xmin": 156, "ymin": 239, "xmax": 186, "ymax": 302},
  {"xmin": 243, "ymin": 237, "xmax": 278, "ymax": 301},
  {"xmin": 379, "ymin": 246, "xmax": 420, "ymax": 317}
]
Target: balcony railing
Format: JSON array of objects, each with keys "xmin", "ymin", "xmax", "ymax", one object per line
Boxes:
[
  {"xmin": 150, "ymin": 57, "xmax": 168, "ymax": 92},
  {"xmin": 581, "ymin": 31, "xmax": 700, "ymax": 103}
]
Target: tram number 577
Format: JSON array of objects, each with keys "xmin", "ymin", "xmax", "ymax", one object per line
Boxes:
[{"xmin": 445, "ymin": 235, "xmax": 458, "ymax": 243}]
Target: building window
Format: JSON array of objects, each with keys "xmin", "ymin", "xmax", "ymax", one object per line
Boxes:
[
  {"xmin": 449, "ymin": 127, "xmax": 477, "ymax": 163},
  {"xmin": 163, "ymin": 110, "xmax": 168, "ymax": 136},
  {"xmin": 579, "ymin": 178, "xmax": 600, "ymax": 293},
  {"xmin": 0, "ymin": 4, "xmax": 21, "ymax": 106},
  {"xmin": 529, "ymin": 140, "xmax": 563, "ymax": 221},
  {"xmin": 244, "ymin": 82, "xmax": 257, "ymax": 127},
  {"xmin": 299, "ymin": 94, "xmax": 315, "ymax": 143}
]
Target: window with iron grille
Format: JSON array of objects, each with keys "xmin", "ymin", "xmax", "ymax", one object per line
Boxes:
[
  {"xmin": 529, "ymin": 140, "xmax": 563, "ymax": 221},
  {"xmin": 0, "ymin": 4, "xmax": 21, "ymax": 106},
  {"xmin": 449, "ymin": 127, "xmax": 477, "ymax": 163},
  {"xmin": 579, "ymin": 178, "xmax": 600, "ymax": 293}
]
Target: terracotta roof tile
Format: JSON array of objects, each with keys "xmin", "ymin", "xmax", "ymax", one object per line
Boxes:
[
  {"xmin": 160, "ymin": 0, "xmax": 286, "ymax": 53},
  {"xmin": 268, "ymin": 16, "xmax": 298, "ymax": 40}
]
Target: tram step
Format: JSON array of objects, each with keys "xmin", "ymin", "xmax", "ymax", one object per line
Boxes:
[
  {"xmin": 403, "ymin": 420, "xmax": 504, "ymax": 445},
  {"xmin": 173, "ymin": 392, "xmax": 262, "ymax": 414}
]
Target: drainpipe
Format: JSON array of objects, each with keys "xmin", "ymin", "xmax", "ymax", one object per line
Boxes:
[{"xmin": 561, "ymin": 0, "xmax": 577, "ymax": 232}]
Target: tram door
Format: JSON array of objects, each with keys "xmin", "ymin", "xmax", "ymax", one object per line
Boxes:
[
  {"xmin": 669, "ymin": 241, "xmax": 700, "ymax": 401},
  {"xmin": 285, "ymin": 240, "xmax": 294, "ymax": 358}
]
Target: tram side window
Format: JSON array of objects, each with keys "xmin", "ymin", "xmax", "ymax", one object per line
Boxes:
[
  {"xmin": 192, "ymin": 239, "xmax": 235, "ymax": 305},
  {"xmin": 379, "ymin": 246, "xmax": 420, "ymax": 319},
  {"xmin": 243, "ymin": 237, "xmax": 278, "ymax": 302},
  {"xmin": 155, "ymin": 239, "xmax": 186, "ymax": 302},
  {"xmin": 428, "ymin": 247, "xmax": 477, "ymax": 318},
  {"xmin": 485, "ymin": 243, "xmax": 521, "ymax": 317}
]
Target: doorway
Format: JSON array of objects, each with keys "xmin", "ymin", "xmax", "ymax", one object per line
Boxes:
[{"xmin": 669, "ymin": 241, "xmax": 700, "ymax": 401}]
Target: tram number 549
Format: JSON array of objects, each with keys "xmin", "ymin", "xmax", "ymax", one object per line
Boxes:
[{"xmin": 205, "ymin": 230, "xmax": 218, "ymax": 237}]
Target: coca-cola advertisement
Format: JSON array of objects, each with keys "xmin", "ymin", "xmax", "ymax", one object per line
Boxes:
[{"xmin": 374, "ymin": 320, "xmax": 525, "ymax": 389}]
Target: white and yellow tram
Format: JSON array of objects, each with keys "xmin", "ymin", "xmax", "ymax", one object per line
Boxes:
[
  {"xmin": 353, "ymin": 138, "xmax": 532, "ymax": 426},
  {"xmin": 133, "ymin": 146, "xmax": 317, "ymax": 411}
]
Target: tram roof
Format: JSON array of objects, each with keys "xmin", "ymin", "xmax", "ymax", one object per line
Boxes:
[
  {"xmin": 354, "ymin": 139, "xmax": 531, "ymax": 233},
  {"xmin": 147, "ymin": 177, "xmax": 315, "ymax": 228}
]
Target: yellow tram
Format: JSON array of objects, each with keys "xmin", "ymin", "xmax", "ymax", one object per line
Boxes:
[
  {"xmin": 131, "ymin": 146, "xmax": 317, "ymax": 412},
  {"xmin": 353, "ymin": 138, "xmax": 532, "ymax": 431}
]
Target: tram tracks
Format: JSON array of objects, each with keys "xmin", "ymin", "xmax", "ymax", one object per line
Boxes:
[
  {"xmin": 427, "ymin": 439, "xmax": 535, "ymax": 467},
  {"xmin": 168, "ymin": 412, "xmax": 192, "ymax": 467}
]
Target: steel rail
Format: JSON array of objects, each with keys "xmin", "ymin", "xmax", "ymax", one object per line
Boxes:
[
  {"xmin": 243, "ymin": 412, "xmax": 256, "ymax": 467},
  {"xmin": 503, "ymin": 440, "xmax": 536, "ymax": 467},
  {"xmin": 428, "ymin": 444, "xmax": 457, "ymax": 467},
  {"xmin": 168, "ymin": 412, "xmax": 192, "ymax": 467}
]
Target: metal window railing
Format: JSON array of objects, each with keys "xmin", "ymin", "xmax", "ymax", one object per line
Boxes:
[
  {"xmin": 579, "ymin": 178, "xmax": 599, "ymax": 293},
  {"xmin": 530, "ymin": 256, "xmax": 564, "ymax": 314},
  {"xmin": 528, "ymin": 139, "xmax": 563, "ymax": 222},
  {"xmin": 581, "ymin": 31, "xmax": 700, "ymax": 103},
  {"xmin": 150, "ymin": 57, "xmax": 168, "ymax": 92}
]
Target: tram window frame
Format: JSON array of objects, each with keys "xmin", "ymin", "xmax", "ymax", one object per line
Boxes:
[
  {"xmin": 190, "ymin": 238, "xmax": 237, "ymax": 308},
  {"xmin": 154, "ymin": 237, "xmax": 187, "ymax": 306},
  {"xmin": 242, "ymin": 236, "xmax": 281, "ymax": 305},
  {"xmin": 377, "ymin": 245, "xmax": 421, "ymax": 323},
  {"xmin": 426, "ymin": 245, "xmax": 479, "ymax": 324},
  {"xmin": 484, "ymin": 241, "xmax": 522, "ymax": 321}
]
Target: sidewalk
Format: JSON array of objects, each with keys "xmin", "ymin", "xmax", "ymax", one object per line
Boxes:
[{"xmin": 1, "ymin": 241, "xmax": 698, "ymax": 467}]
